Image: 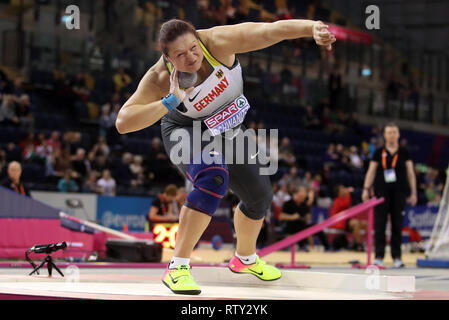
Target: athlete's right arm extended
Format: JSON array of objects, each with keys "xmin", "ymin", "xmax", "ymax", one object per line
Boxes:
[{"xmin": 115, "ymin": 69, "xmax": 168, "ymax": 134}]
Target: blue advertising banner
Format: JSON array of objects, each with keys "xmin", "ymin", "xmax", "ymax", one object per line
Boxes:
[
  {"xmin": 403, "ymin": 205, "xmax": 439, "ymax": 239},
  {"xmin": 96, "ymin": 195, "xmax": 153, "ymax": 232},
  {"xmin": 311, "ymin": 205, "xmax": 439, "ymax": 240}
]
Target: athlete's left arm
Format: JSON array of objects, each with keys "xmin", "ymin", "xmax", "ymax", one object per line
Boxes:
[
  {"xmin": 205, "ymin": 20, "xmax": 336, "ymax": 55},
  {"xmin": 406, "ymin": 160, "xmax": 417, "ymax": 206}
]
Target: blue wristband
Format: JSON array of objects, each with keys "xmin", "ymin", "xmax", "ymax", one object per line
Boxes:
[{"xmin": 161, "ymin": 93, "xmax": 181, "ymax": 111}]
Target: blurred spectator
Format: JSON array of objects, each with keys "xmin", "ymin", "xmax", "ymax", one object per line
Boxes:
[
  {"xmin": 323, "ymin": 143, "xmax": 338, "ymax": 165},
  {"xmin": 82, "ymin": 171, "xmax": 101, "ymax": 193},
  {"xmin": 57, "ymin": 169, "xmax": 79, "ymax": 192},
  {"xmin": 279, "ymin": 166, "xmax": 302, "ymax": 189},
  {"xmin": 1, "ymin": 161, "xmax": 30, "ymax": 196},
  {"xmin": 63, "ymin": 131, "xmax": 82, "ymax": 154},
  {"xmin": 71, "ymin": 72, "xmax": 89, "ymax": 101},
  {"xmin": 0, "ymin": 94, "xmax": 20, "ymax": 125},
  {"xmin": 130, "ymin": 154, "xmax": 145, "ymax": 186},
  {"xmin": 300, "ymin": 171, "xmax": 313, "ymax": 189},
  {"xmin": 329, "ymin": 185, "xmax": 367, "ymax": 251},
  {"xmin": 35, "ymin": 133, "xmax": 53, "ymax": 165},
  {"xmin": 279, "ymin": 186, "xmax": 329, "ymax": 251},
  {"xmin": 311, "ymin": 174, "xmax": 322, "ymax": 197},
  {"xmin": 114, "ymin": 152, "xmax": 135, "ymax": 187},
  {"xmin": 113, "ymin": 68, "xmax": 132, "ymax": 93},
  {"xmin": 71, "ymin": 148, "xmax": 91, "ymax": 184},
  {"xmin": 278, "ymin": 137, "xmax": 296, "ymax": 167},
  {"xmin": 97, "ymin": 169, "xmax": 116, "ymax": 196},
  {"xmin": 368, "ymin": 137, "xmax": 378, "ymax": 157},
  {"xmin": 99, "ymin": 103, "xmax": 115, "ymax": 137},
  {"xmin": 145, "ymin": 137, "xmax": 172, "ymax": 183},
  {"xmin": 19, "ymin": 132, "xmax": 38, "ymax": 162},
  {"xmin": 89, "ymin": 135, "xmax": 110, "ymax": 159},
  {"xmin": 47, "ymin": 131, "xmax": 62, "ymax": 152},
  {"xmin": 349, "ymin": 146, "xmax": 363, "ymax": 169},
  {"xmin": 50, "ymin": 147, "xmax": 72, "ymax": 178},
  {"xmin": 16, "ymin": 94, "xmax": 34, "ymax": 130},
  {"xmin": 272, "ymin": 183, "xmax": 291, "ymax": 222},
  {"xmin": 91, "ymin": 154, "xmax": 110, "ymax": 174},
  {"xmin": 425, "ymin": 181, "xmax": 441, "ymax": 206},
  {"xmin": 147, "ymin": 184, "xmax": 179, "ymax": 231}
]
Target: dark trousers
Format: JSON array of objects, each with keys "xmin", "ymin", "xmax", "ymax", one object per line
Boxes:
[{"xmin": 374, "ymin": 191, "xmax": 407, "ymax": 260}]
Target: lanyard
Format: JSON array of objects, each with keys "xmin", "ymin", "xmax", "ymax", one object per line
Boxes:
[
  {"xmin": 382, "ymin": 149, "xmax": 398, "ymax": 169},
  {"xmin": 12, "ymin": 183, "xmax": 25, "ymax": 195}
]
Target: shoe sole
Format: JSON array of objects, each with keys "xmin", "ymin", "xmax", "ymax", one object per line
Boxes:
[
  {"xmin": 228, "ymin": 267, "xmax": 282, "ymax": 281},
  {"xmin": 162, "ymin": 280, "xmax": 201, "ymax": 295}
]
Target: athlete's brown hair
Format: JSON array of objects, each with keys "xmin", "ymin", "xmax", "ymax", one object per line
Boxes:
[{"xmin": 159, "ymin": 19, "xmax": 198, "ymax": 56}]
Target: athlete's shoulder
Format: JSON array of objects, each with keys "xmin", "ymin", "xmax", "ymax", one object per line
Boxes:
[
  {"xmin": 144, "ymin": 56, "xmax": 169, "ymax": 86},
  {"xmin": 197, "ymin": 29, "xmax": 235, "ymax": 68},
  {"xmin": 197, "ymin": 29, "xmax": 213, "ymax": 47}
]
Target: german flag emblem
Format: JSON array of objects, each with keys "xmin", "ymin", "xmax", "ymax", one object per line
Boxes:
[{"xmin": 215, "ymin": 69, "xmax": 224, "ymax": 79}]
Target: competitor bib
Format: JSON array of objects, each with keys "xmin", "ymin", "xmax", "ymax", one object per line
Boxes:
[{"xmin": 203, "ymin": 95, "xmax": 250, "ymax": 136}]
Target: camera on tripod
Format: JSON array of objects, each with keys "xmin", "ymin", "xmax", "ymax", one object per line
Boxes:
[
  {"xmin": 29, "ymin": 242, "xmax": 67, "ymax": 254},
  {"xmin": 26, "ymin": 242, "xmax": 68, "ymax": 277}
]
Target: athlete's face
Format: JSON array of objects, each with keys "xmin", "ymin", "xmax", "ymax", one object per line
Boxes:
[
  {"xmin": 384, "ymin": 126, "xmax": 400, "ymax": 145},
  {"xmin": 165, "ymin": 33, "xmax": 203, "ymax": 73}
]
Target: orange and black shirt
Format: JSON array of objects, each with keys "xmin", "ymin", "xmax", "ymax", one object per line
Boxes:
[{"xmin": 1, "ymin": 178, "xmax": 30, "ymax": 197}]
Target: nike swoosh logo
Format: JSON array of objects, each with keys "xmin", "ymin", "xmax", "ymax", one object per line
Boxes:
[
  {"xmin": 248, "ymin": 269, "xmax": 263, "ymax": 276},
  {"xmin": 250, "ymin": 151, "xmax": 259, "ymax": 159},
  {"xmin": 188, "ymin": 90, "xmax": 201, "ymax": 103},
  {"xmin": 169, "ymin": 274, "xmax": 184, "ymax": 284}
]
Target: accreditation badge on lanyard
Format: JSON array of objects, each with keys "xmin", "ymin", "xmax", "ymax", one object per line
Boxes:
[{"xmin": 382, "ymin": 149, "xmax": 398, "ymax": 183}]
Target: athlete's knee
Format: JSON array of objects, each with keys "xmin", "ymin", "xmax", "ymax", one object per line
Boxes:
[
  {"xmin": 185, "ymin": 155, "xmax": 229, "ymax": 215},
  {"xmin": 239, "ymin": 185, "xmax": 273, "ymax": 220}
]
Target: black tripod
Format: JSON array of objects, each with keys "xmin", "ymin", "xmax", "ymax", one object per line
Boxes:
[
  {"xmin": 25, "ymin": 243, "xmax": 67, "ymax": 277},
  {"xmin": 29, "ymin": 254, "xmax": 64, "ymax": 277}
]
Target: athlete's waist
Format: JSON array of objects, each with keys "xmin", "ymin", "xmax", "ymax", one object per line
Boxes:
[{"xmin": 166, "ymin": 93, "xmax": 248, "ymax": 122}]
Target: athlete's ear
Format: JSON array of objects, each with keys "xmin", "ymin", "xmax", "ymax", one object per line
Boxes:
[{"xmin": 163, "ymin": 53, "xmax": 172, "ymax": 63}]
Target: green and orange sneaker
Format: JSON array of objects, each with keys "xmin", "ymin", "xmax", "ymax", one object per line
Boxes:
[
  {"xmin": 162, "ymin": 265, "xmax": 201, "ymax": 295},
  {"xmin": 228, "ymin": 255, "xmax": 282, "ymax": 281}
]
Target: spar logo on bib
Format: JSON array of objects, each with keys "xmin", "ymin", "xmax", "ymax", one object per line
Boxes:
[
  {"xmin": 205, "ymin": 103, "xmax": 239, "ymax": 128},
  {"xmin": 203, "ymin": 94, "xmax": 251, "ymax": 136}
]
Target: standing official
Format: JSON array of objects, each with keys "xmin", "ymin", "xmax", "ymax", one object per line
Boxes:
[{"xmin": 362, "ymin": 123, "xmax": 417, "ymax": 268}]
